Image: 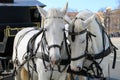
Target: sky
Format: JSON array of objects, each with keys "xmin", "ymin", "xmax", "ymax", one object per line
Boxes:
[{"xmin": 38, "ymin": 0, "xmax": 119, "ymax": 12}]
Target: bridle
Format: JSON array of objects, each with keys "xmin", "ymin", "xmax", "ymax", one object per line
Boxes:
[
  {"xmin": 67, "ymin": 17, "xmax": 101, "ymax": 78},
  {"xmin": 43, "ymin": 17, "xmax": 64, "ymax": 49},
  {"xmin": 42, "ymin": 28, "xmax": 63, "ymax": 52},
  {"xmin": 69, "ymin": 17, "xmax": 96, "ymax": 61},
  {"xmin": 40, "ymin": 16, "xmax": 71, "ymax": 79},
  {"xmin": 40, "ymin": 16, "xmax": 71, "ymax": 70}
]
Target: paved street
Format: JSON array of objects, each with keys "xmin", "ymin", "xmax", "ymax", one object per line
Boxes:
[{"xmin": 109, "ymin": 38, "xmax": 120, "ymax": 80}]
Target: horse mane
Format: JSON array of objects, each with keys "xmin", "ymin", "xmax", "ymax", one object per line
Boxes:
[
  {"xmin": 76, "ymin": 10, "xmax": 93, "ymax": 19},
  {"xmin": 95, "ymin": 12, "xmax": 105, "ymax": 25},
  {"xmin": 73, "ymin": 18, "xmax": 84, "ymax": 32},
  {"xmin": 75, "ymin": 10, "xmax": 102, "ymax": 34},
  {"xmin": 47, "ymin": 8, "xmax": 64, "ymax": 18},
  {"xmin": 96, "ymin": 12, "xmax": 104, "ymax": 20},
  {"xmin": 73, "ymin": 10, "xmax": 94, "ymax": 32}
]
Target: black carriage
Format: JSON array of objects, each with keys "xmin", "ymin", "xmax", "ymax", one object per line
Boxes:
[{"xmin": 0, "ymin": 0, "xmax": 45, "ymax": 79}]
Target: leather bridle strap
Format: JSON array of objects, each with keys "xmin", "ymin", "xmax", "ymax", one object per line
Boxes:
[
  {"xmin": 71, "ymin": 54, "xmax": 86, "ymax": 61},
  {"xmin": 48, "ymin": 44, "xmax": 61, "ymax": 50},
  {"xmin": 69, "ymin": 29, "xmax": 87, "ymax": 36}
]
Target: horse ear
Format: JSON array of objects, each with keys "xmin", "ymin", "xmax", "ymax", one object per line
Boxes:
[
  {"xmin": 64, "ymin": 15, "xmax": 72, "ymax": 24},
  {"xmin": 61, "ymin": 2, "xmax": 68, "ymax": 15},
  {"xmin": 83, "ymin": 15, "xmax": 95, "ymax": 27},
  {"xmin": 36, "ymin": 5, "xmax": 47, "ymax": 18}
]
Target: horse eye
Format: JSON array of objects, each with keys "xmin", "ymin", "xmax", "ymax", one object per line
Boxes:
[
  {"xmin": 43, "ymin": 28, "xmax": 47, "ymax": 31},
  {"xmin": 81, "ymin": 40, "xmax": 85, "ymax": 43},
  {"xmin": 62, "ymin": 28, "xmax": 65, "ymax": 31}
]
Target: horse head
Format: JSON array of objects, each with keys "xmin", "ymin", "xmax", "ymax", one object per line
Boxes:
[{"xmin": 37, "ymin": 3, "xmax": 68, "ymax": 65}]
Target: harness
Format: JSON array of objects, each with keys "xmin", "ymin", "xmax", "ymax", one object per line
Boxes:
[
  {"xmin": 26, "ymin": 27, "xmax": 71, "ymax": 80},
  {"xmin": 67, "ymin": 17, "xmax": 118, "ymax": 79},
  {"xmin": 13, "ymin": 15, "xmax": 71, "ymax": 80}
]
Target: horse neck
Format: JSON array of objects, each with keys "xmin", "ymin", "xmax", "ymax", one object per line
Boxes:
[{"xmin": 88, "ymin": 20, "xmax": 110, "ymax": 54}]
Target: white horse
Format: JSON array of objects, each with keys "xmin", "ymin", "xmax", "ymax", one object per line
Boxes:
[
  {"xmin": 12, "ymin": 3, "xmax": 70, "ymax": 80},
  {"xmin": 67, "ymin": 10, "xmax": 117, "ymax": 80}
]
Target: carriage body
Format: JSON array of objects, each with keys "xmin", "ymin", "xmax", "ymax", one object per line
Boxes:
[{"xmin": 0, "ymin": 0, "xmax": 45, "ymax": 78}]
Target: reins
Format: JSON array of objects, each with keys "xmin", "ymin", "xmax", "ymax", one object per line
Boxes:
[{"xmin": 95, "ymin": 17, "xmax": 118, "ymax": 68}]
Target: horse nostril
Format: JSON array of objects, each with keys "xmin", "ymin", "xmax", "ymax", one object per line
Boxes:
[
  {"xmin": 50, "ymin": 57, "xmax": 61, "ymax": 65},
  {"xmin": 56, "ymin": 58, "xmax": 61, "ymax": 64}
]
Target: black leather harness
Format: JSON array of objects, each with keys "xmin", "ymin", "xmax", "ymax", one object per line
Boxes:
[
  {"xmin": 26, "ymin": 28, "xmax": 71, "ymax": 71},
  {"xmin": 67, "ymin": 17, "xmax": 118, "ymax": 79}
]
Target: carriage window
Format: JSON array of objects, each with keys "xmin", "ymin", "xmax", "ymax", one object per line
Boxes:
[
  {"xmin": 0, "ymin": 7, "xmax": 31, "ymax": 23},
  {"xmin": 30, "ymin": 8, "xmax": 41, "ymax": 22}
]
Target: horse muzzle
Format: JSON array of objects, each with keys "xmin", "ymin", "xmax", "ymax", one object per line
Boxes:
[{"xmin": 50, "ymin": 56, "xmax": 61, "ymax": 65}]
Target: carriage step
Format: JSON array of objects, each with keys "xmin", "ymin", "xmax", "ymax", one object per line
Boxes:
[
  {"xmin": 0, "ymin": 36, "xmax": 8, "ymax": 53},
  {"xmin": 0, "ymin": 70, "xmax": 14, "ymax": 80},
  {"xmin": 0, "ymin": 70, "xmax": 13, "ymax": 75}
]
